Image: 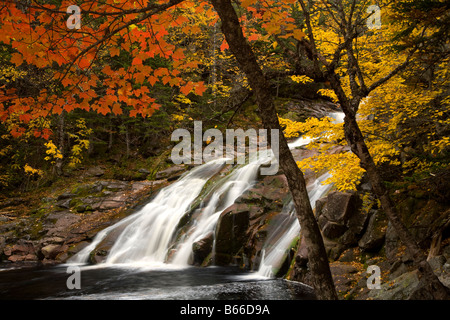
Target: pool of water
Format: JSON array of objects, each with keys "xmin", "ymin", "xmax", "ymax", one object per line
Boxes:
[{"xmin": 0, "ymin": 264, "xmax": 316, "ymax": 300}]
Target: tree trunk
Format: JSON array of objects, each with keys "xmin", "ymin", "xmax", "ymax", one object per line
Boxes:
[
  {"xmin": 55, "ymin": 111, "xmax": 65, "ymax": 176},
  {"xmin": 210, "ymin": 0, "xmax": 337, "ymax": 300}
]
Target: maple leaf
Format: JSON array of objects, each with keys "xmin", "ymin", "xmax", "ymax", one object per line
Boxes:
[
  {"xmin": 10, "ymin": 53, "xmax": 24, "ymax": 66},
  {"xmin": 180, "ymin": 82, "xmax": 194, "ymax": 95},
  {"xmin": 132, "ymin": 57, "xmax": 143, "ymax": 66},
  {"xmin": 112, "ymin": 103, "xmax": 123, "ymax": 115},
  {"xmin": 220, "ymin": 39, "xmax": 229, "ymax": 51},
  {"xmin": 194, "ymin": 82, "xmax": 207, "ymax": 96}
]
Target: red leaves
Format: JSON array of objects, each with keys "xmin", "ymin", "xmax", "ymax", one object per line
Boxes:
[{"xmin": 132, "ymin": 57, "xmax": 143, "ymax": 66}]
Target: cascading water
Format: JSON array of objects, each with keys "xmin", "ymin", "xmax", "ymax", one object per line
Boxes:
[
  {"xmin": 256, "ymin": 173, "xmax": 333, "ymax": 278},
  {"xmin": 170, "ymin": 158, "xmax": 262, "ymax": 266},
  {"xmin": 70, "ymin": 112, "xmax": 345, "ymax": 273},
  {"xmin": 69, "ymin": 158, "xmax": 229, "ymax": 265},
  {"xmin": 255, "ymin": 111, "xmax": 345, "ymax": 278}
]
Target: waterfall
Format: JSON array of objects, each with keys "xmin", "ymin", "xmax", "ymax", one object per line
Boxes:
[
  {"xmin": 256, "ymin": 173, "xmax": 333, "ymax": 278},
  {"xmin": 69, "ymin": 158, "xmax": 228, "ymax": 265},
  {"xmin": 170, "ymin": 159, "xmax": 261, "ymax": 266},
  {"xmin": 256, "ymin": 111, "xmax": 345, "ymax": 278},
  {"xmin": 70, "ymin": 112, "xmax": 345, "ymax": 271}
]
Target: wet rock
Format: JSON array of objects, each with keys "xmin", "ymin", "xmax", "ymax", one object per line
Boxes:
[
  {"xmin": 215, "ymin": 205, "xmax": 250, "ymax": 266},
  {"xmin": 192, "ymin": 232, "xmax": 214, "ymax": 266},
  {"xmin": 155, "ymin": 165, "xmax": 186, "ymax": 180}
]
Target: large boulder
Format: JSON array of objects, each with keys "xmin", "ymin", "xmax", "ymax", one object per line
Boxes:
[
  {"xmin": 325, "ymin": 191, "xmax": 361, "ymax": 224},
  {"xmin": 358, "ymin": 210, "xmax": 388, "ymax": 251},
  {"xmin": 192, "ymin": 232, "xmax": 214, "ymax": 266},
  {"xmin": 214, "ymin": 204, "xmax": 250, "ymax": 266},
  {"xmin": 369, "ymin": 270, "xmax": 421, "ymax": 300}
]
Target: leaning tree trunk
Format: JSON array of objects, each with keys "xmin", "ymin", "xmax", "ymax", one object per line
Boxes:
[{"xmin": 210, "ymin": 0, "xmax": 337, "ymax": 300}]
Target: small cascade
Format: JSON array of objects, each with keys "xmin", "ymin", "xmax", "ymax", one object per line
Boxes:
[
  {"xmin": 256, "ymin": 173, "xmax": 333, "ymax": 278},
  {"xmin": 256, "ymin": 111, "xmax": 345, "ymax": 278},
  {"xmin": 170, "ymin": 159, "xmax": 261, "ymax": 266}
]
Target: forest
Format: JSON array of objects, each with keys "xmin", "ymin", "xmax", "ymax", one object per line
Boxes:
[{"xmin": 0, "ymin": 0, "xmax": 449, "ymax": 301}]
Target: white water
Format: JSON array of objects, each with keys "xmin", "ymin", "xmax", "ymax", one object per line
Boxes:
[
  {"xmin": 170, "ymin": 158, "xmax": 261, "ymax": 265},
  {"xmin": 256, "ymin": 173, "xmax": 333, "ymax": 278},
  {"xmin": 69, "ymin": 158, "xmax": 228, "ymax": 265},
  {"xmin": 256, "ymin": 111, "xmax": 345, "ymax": 278},
  {"xmin": 70, "ymin": 112, "xmax": 345, "ymax": 273}
]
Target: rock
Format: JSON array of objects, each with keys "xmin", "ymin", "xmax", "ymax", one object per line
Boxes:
[
  {"xmin": 369, "ymin": 270, "xmax": 421, "ymax": 300},
  {"xmin": 0, "ymin": 222, "xmax": 17, "ymax": 234},
  {"xmin": 0, "ymin": 197, "xmax": 28, "ymax": 209},
  {"xmin": 358, "ymin": 210, "xmax": 387, "ymax": 251},
  {"xmin": 192, "ymin": 232, "xmax": 214, "ymax": 266},
  {"xmin": 442, "ymin": 244, "xmax": 450, "ymax": 261},
  {"xmin": 346, "ymin": 207, "xmax": 372, "ymax": 235},
  {"xmin": 323, "ymin": 238, "xmax": 345, "ymax": 261},
  {"xmin": 325, "ymin": 191, "xmax": 361, "ymax": 224},
  {"xmin": 338, "ymin": 229, "xmax": 359, "ymax": 247},
  {"xmin": 322, "ymin": 221, "xmax": 347, "ymax": 239},
  {"xmin": 41, "ymin": 244, "xmax": 61, "ymax": 259},
  {"xmin": 85, "ymin": 166, "xmax": 105, "ymax": 177},
  {"xmin": 389, "ymin": 261, "xmax": 410, "ymax": 280},
  {"xmin": 385, "ymin": 222, "xmax": 400, "ymax": 261},
  {"xmin": 56, "ymin": 198, "xmax": 72, "ymax": 209},
  {"xmin": 57, "ymin": 193, "xmax": 77, "ymax": 201},
  {"xmin": 214, "ymin": 204, "xmax": 250, "ymax": 266},
  {"xmin": 427, "ymin": 255, "xmax": 446, "ymax": 274},
  {"xmin": 138, "ymin": 168, "xmax": 150, "ymax": 174},
  {"xmin": 338, "ymin": 248, "xmax": 358, "ymax": 263},
  {"xmin": 314, "ymin": 198, "xmax": 327, "ymax": 218},
  {"xmin": 155, "ymin": 165, "xmax": 185, "ymax": 180},
  {"xmin": 330, "ymin": 262, "xmax": 359, "ymax": 297}
]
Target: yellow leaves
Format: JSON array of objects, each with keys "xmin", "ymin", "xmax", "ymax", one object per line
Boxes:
[
  {"xmin": 24, "ymin": 164, "xmax": 43, "ymax": 177},
  {"xmin": 298, "ymin": 152, "xmax": 365, "ymax": 192},
  {"xmin": 292, "ymin": 29, "xmax": 306, "ymax": 41},
  {"xmin": 317, "ymin": 89, "xmax": 339, "ymax": 103},
  {"xmin": 44, "ymin": 140, "xmax": 63, "ymax": 163},
  {"xmin": 291, "ymin": 75, "xmax": 313, "ymax": 84}
]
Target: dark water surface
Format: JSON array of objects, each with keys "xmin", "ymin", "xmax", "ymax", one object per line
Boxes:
[{"xmin": 0, "ymin": 264, "xmax": 315, "ymax": 300}]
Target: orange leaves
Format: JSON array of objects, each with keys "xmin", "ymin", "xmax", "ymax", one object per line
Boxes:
[
  {"xmin": 180, "ymin": 81, "xmax": 194, "ymax": 96},
  {"xmin": 132, "ymin": 57, "xmax": 143, "ymax": 66},
  {"xmin": 180, "ymin": 81, "xmax": 207, "ymax": 96},
  {"xmin": 220, "ymin": 39, "xmax": 229, "ymax": 51},
  {"xmin": 78, "ymin": 58, "xmax": 91, "ymax": 69},
  {"xmin": 10, "ymin": 53, "xmax": 24, "ymax": 66},
  {"xmin": 110, "ymin": 47, "xmax": 120, "ymax": 57}
]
